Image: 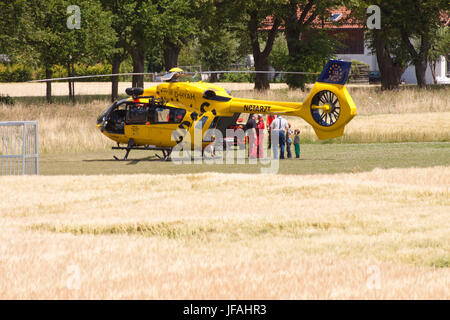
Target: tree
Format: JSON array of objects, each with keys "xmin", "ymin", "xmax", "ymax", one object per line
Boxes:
[
  {"xmin": 195, "ymin": 0, "xmax": 242, "ymax": 82},
  {"xmin": 14, "ymin": 0, "xmax": 115, "ymax": 103},
  {"xmin": 280, "ymin": 0, "xmax": 342, "ymax": 89},
  {"xmin": 0, "ymin": 1, "xmax": 26, "ymax": 57},
  {"xmin": 396, "ymin": 0, "xmax": 448, "ymax": 87},
  {"xmin": 102, "ymin": 0, "xmax": 160, "ymax": 89},
  {"xmin": 59, "ymin": 0, "xmax": 116, "ymax": 103},
  {"xmin": 226, "ymin": 0, "xmax": 283, "ymax": 90},
  {"xmin": 348, "ymin": 0, "xmax": 448, "ymax": 89},
  {"xmin": 198, "ymin": 32, "xmax": 239, "ymax": 82},
  {"xmin": 101, "ymin": 0, "xmax": 133, "ymax": 101},
  {"xmin": 347, "ymin": 0, "xmax": 409, "ymax": 90},
  {"xmin": 246, "ymin": 1, "xmax": 282, "ymax": 90},
  {"xmin": 156, "ymin": 0, "xmax": 198, "ymax": 71},
  {"xmin": 17, "ymin": 0, "xmax": 69, "ymax": 103},
  {"xmin": 268, "ymin": 35, "xmax": 289, "ymax": 75}
]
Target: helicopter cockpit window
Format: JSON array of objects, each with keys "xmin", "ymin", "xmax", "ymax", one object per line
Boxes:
[{"xmin": 100, "ymin": 100, "xmax": 128, "ymax": 134}]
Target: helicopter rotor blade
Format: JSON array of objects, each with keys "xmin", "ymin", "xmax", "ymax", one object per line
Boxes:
[
  {"xmin": 29, "ymin": 70, "xmax": 319, "ymax": 82},
  {"xmin": 184, "ymin": 70, "xmax": 320, "ymax": 75},
  {"xmin": 28, "ymin": 72, "xmax": 167, "ymax": 83}
]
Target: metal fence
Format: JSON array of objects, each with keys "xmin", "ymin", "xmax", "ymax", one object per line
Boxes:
[{"xmin": 0, "ymin": 121, "xmax": 39, "ymax": 175}]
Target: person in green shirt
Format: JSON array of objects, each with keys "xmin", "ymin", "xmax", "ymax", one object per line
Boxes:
[{"xmin": 294, "ymin": 129, "xmax": 301, "ymax": 159}]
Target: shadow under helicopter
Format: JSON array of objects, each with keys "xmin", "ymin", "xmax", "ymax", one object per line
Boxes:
[{"xmin": 82, "ymin": 155, "xmax": 335, "ymax": 165}]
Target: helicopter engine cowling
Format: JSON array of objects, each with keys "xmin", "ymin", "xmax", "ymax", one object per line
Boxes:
[{"xmin": 125, "ymin": 87, "xmax": 144, "ymax": 99}]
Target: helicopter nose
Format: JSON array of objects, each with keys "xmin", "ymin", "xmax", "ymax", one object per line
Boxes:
[{"xmin": 96, "ymin": 123, "xmax": 104, "ymax": 132}]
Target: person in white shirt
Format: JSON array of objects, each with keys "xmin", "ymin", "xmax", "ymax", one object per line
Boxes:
[{"xmin": 270, "ymin": 115, "xmax": 289, "ymax": 159}]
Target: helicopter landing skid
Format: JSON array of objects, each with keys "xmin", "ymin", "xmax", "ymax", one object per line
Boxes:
[{"xmin": 112, "ymin": 143, "xmax": 172, "ymax": 161}]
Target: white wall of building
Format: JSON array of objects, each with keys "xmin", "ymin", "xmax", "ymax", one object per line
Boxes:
[{"xmin": 337, "ymin": 44, "xmax": 449, "ymax": 85}]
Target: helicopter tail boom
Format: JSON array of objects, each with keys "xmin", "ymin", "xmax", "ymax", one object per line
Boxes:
[{"xmin": 227, "ymin": 60, "xmax": 356, "ymax": 140}]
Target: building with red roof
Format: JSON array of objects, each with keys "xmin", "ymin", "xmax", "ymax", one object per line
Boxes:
[{"xmin": 260, "ymin": 7, "xmax": 450, "ymax": 84}]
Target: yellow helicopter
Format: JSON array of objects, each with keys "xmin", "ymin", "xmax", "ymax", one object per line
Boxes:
[{"xmin": 95, "ymin": 59, "xmax": 356, "ymax": 160}]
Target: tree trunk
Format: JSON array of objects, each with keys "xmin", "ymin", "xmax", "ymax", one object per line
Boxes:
[
  {"xmin": 415, "ymin": 58, "xmax": 428, "ymax": 88},
  {"xmin": 401, "ymin": 31, "xmax": 431, "ymax": 88},
  {"xmin": 248, "ymin": 11, "xmax": 280, "ymax": 91},
  {"xmin": 111, "ymin": 54, "xmax": 122, "ymax": 101},
  {"xmin": 429, "ymin": 59, "xmax": 437, "ymax": 84},
  {"xmin": 254, "ymin": 60, "xmax": 270, "ymax": 91},
  {"xmin": 283, "ymin": 0, "xmax": 315, "ymax": 90},
  {"xmin": 71, "ymin": 63, "xmax": 75, "ymax": 104},
  {"xmin": 163, "ymin": 38, "xmax": 181, "ymax": 71},
  {"xmin": 67, "ymin": 61, "xmax": 73, "ymax": 101},
  {"xmin": 209, "ymin": 73, "xmax": 218, "ymax": 82},
  {"xmin": 374, "ymin": 31, "xmax": 406, "ymax": 90},
  {"xmin": 285, "ymin": 26, "xmax": 305, "ymax": 89},
  {"xmin": 45, "ymin": 67, "xmax": 52, "ymax": 104},
  {"xmin": 130, "ymin": 48, "xmax": 145, "ymax": 88}
]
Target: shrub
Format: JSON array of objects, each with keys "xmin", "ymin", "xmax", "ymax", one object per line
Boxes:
[
  {"xmin": 0, "ymin": 64, "xmax": 33, "ymax": 82},
  {"xmin": 0, "ymin": 94, "xmax": 15, "ymax": 105},
  {"xmin": 219, "ymin": 72, "xmax": 255, "ymax": 83}
]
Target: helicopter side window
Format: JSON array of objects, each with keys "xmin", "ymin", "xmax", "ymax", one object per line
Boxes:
[
  {"xmin": 149, "ymin": 107, "xmax": 186, "ymax": 124},
  {"xmin": 155, "ymin": 107, "xmax": 170, "ymax": 123},
  {"xmin": 169, "ymin": 108, "xmax": 186, "ymax": 123},
  {"xmin": 126, "ymin": 104, "xmax": 149, "ymax": 125}
]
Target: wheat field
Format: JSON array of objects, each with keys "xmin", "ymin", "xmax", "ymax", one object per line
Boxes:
[
  {"xmin": 0, "ymin": 167, "xmax": 448, "ymax": 299},
  {"xmin": 0, "ymin": 84, "xmax": 449, "ymax": 299}
]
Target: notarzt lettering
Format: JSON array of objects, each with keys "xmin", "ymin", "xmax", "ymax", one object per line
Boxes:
[{"xmin": 243, "ymin": 104, "xmax": 271, "ymax": 113}]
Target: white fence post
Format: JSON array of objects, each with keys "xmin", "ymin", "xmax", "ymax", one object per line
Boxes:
[{"xmin": 0, "ymin": 121, "xmax": 39, "ymax": 175}]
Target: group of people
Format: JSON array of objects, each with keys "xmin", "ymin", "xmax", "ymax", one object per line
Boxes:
[
  {"xmin": 246, "ymin": 114, "xmax": 301, "ymax": 160},
  {"xmin": 245, "ymin": 114, "xmax": 266, "ymax": 159}
]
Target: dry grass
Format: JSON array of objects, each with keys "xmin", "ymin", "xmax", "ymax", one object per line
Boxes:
[
  {"xmin": 0, "ymin": 86, "xmax": 449, "ymax": 153},
  {"xmin": 0, "ymin": 167, "xmax": 449, "ymax": 299},
  {"xmin": 0, "ymin": 101, "xmax": 110, "ymax": 153},
  {"xmin": 287, "ymin": 112, "xmax": 450, "ymax": 143}
]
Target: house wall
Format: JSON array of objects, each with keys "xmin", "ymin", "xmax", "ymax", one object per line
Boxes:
[
  {"xmin": 336, "ymin": 41, "xmax": 450, "ymax": 85},
  {"xmin": 436, "ymin": 55, "xmax": 450, "ymax": 84}
]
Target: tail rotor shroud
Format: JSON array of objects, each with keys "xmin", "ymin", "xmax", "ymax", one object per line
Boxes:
[{"xmin": 311, "ymin": 90, "xmax": 341, "ymax": 127}]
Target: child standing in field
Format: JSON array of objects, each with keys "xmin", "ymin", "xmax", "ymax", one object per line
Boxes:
[
  {"xmin": 294, "ymin": 129, "xmax": 301, "ymax": 159},
  {"xmin": 285, "ymin": 123, "xmax": 293, "ymax": 158}
]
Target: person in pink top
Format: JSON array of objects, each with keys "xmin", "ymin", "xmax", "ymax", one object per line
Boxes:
[{"xmin": 256, "ymin": 114, "xmax": 265, "ymax": 158}]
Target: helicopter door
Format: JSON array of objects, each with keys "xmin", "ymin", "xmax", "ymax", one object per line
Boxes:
[
  {"xmin": 145, "ymin": 106, "xmax": 187, "ymax": 147},
  {"xmin": 123, "ymin": 104, "xmax": 150, "ymax": 143},
  {"xmin": 191, "ymin": 114, "xmax": 215, "ymax": 147}
]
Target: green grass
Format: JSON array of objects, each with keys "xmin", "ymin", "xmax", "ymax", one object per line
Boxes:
[{"xmin": 39, "ymin": 142, "xmax": 450, "ymax": 175}]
